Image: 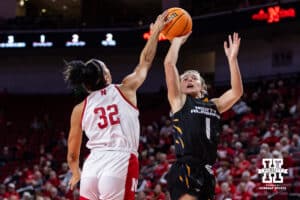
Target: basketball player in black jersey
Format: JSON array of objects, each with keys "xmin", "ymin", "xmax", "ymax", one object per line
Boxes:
[{"xmin": 163, "ymin": 32, "xmax": 243, "ymax": 200}]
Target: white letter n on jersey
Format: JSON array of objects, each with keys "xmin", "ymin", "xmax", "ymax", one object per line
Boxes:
[{"xmin": 131, "ymin": 178, "xmax": 138, "ymax": 192}]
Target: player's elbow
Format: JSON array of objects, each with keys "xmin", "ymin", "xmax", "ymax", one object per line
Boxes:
[
  {"xmin": 238, "ymin": 84, "xmax": 244, "ymax": 97},
  {"xmin": 234, "ymin": 86, "xmax": 243, "ymax": 100}
]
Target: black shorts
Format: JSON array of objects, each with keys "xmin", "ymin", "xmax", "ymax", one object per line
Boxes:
[{"xmin": 166, "ymin": 161, "xmax": 215, "ymax": 200}]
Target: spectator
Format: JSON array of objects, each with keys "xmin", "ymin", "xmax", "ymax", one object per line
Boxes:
[
  {"xmin": 235, "ymin": 142, "xmax": 244, "ymax": 156},
  {"xmin": 159, "ymin": 119, "xmax": 173, "ymax": 137},
  {"xmin": 32, "ymin": 171, "xmax": 43, "ymax": 190},
  {"xmin": 136, "ymin": 191, "xmax": 147, "ymax": 200},
  {"xmin": 48, "ymin": 170, "xmax": 60, "ymax": 187},
  {"xmin": 216, "ymin": 161, "xmax": 231, "ymax": 182},
  {"xmin": 226, "ymin": 175, "xmax": 236, "ymax": 194},
  {"xmin": 0, "ymin": 184, "xmax": 8, "ymax": 198},
  {"xmin": 49, "ymin": 186, "xmax": 60, "ymax": 200},
  {"xmin": 0, "ymin": 146, "xmax": 13, "ymax": 166},
  {"xmin": 272, "ymin": 150, "xmax": 282, "ymax": 159},
  {"xmin": 282, "ymin": 149, "xmax": 294, "ymax": 169},
  {"xmin": 246, "ymin": 136, "xmax": 260, "ymax": 155},
  {"xmin": 153, "ymin": 153, "xmax": 169, "ymax": 181},
  {"xmin": 231, "ymin": 157, "xmax": 243, "ymax": 178},
  {"xmin": 6, "ymin": 183, "xmax": 20, "ymax": 199},
  {"xmin": 166, "ymin": 145, "xmax": 176, "ymax": 163},
  {"xmin": 21, "ymin": 192, "xmax": 32, "ymax": 200},
  {"xmin": 239, "ymin": 152, "xmax": 250, "ymax": 171},
  {"xmin": 218, "ymin": 142, "xmax": 235, "ymax": 160},
  {"xmin": 289, "ymin": 98, "xmax": 300, "ymax": 118},
  {"xmin": 58, "ymin": 162, "xmax": 69, "ymax": 181},
  {"xmin": 239, "ymin": 171, "xmax": 256, "ymax": 195},
  {"xmin": 263, "ymin": 123, "xmax": 281, "ymax": 138},
  {"xmin": 233, "ymin": 182, "xmax": 251, "ymax": 200},
  {"xmin": 153, "ymin": 183, "xmax": 166, "ymax": 200},
  {"xmin": 232, "ymin": 100, "xmax": 250, "ymax": 116},
  {"xmin": 140, "ymin": 155, "xmax": 156, "ymax": 179},
  {"xmin": 216, "ymin": 182, "xmax": 232, "ymax": 200}
]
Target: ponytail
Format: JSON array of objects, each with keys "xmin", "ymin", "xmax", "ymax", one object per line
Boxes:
[
  {"xmin": 63, "ymin": 59, "xmax": 107, "ymax": 92},
  {"xmin": 63, "ymin": 60, "xmax": 86, "ymax": 86}
]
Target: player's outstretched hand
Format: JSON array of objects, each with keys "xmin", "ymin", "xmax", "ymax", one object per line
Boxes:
[
  {"xmin": 224, "ymin": 32, "xmax": 241, "ymax": 61},
  {"xmin": 150, "ymin": 11, "xmax": 171, "ymax": 33}
]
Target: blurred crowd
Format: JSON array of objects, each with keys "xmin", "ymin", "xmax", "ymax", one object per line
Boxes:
[{"xmin": 0, "ymin": 75, "xmax": 300, "ymax": 200}]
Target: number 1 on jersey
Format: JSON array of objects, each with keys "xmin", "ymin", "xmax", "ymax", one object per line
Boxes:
[
  {"xmin": 205, "ymin": 117, "xmax": 211, "ymax": 140},
  {"xmin": 94, "ymin": 104, "xmax": 120, "ymax": 129}
]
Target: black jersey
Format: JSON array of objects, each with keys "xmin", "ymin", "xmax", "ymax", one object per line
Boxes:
[{"xmin": 171, "ymin": 95, "xmax": 221, "ymax": 165}]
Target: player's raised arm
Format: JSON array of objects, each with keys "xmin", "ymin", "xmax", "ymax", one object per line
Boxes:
[
  {"xmin": 212, "ymin": 32, "xmax": 243, "ymax": 113},
  {"xmin": 120, "ymin": 12, "xmax": 168, "ymax": 93},
  {"xmin": 163, "ymin": 33, "xmax": 191, "ymax": 113}
]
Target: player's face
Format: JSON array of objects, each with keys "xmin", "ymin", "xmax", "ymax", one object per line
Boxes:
[{"xmin": 180, "ymin": 72, "xmax": 202, "ymax": 97}]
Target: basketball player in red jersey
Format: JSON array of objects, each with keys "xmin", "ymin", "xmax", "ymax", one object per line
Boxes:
[{"xmin": 64, "ymin": 12, "xmax": 169, "ymax": 200}]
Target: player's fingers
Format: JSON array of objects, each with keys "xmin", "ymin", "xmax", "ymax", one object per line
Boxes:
[
  {"xmin": 237, "ymin": 38, "xmax": 241, "ymax": 46},
  {"xmin": 228, "ymin": 35, "xmax": 233, "ymax": 46},
  {"xmin": 224, "ymin": 41, "xmax": 228, "ymax": 50},
  {"xmin": 234, "ymin": 32, "xmax": 239, "ymax": 42},
  {"xmin": 156, "ymin": 14, "xmax": 161, "ymax": 22},
  {"xmin": 237, "ymin": 34, "xmax": 241, "ymax": 44},
  {"xmin": 68, "ymin": 181, "xmax": 73, "ymax": 191},
  {"xmin": 161, "ymin": 10, "xmax": 168, "ymax": 19}
]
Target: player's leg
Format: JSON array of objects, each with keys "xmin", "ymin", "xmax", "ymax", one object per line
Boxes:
[
  {"xmin": 168, "ymin": 162, "xmax": 215, "ymax": 200},
  {"xmin": 167, "ymin": 163, "xmax": 191, "ymax": 200}
]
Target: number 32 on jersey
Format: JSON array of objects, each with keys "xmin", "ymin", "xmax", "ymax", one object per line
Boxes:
[{"xmin": 94, "ymin": 104, "xmax": 120, "ymax": 129}]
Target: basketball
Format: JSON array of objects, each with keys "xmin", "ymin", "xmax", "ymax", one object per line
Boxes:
[{"xmin": 161, "ymin": 7, "xmax": 192, "ymax": 41}]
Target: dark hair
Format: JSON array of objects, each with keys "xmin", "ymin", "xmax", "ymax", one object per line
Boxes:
[{"xmin": 63, "ymin": 59, "xmax": 107, "ymax": 92}]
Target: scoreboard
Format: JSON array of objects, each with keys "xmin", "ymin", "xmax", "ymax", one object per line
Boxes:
[{"xmin": 0, "ymin": 29, "xmax": 148, "ymax": 49}]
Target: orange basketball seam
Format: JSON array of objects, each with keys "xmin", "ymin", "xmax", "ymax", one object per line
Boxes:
[
  {"xmin": 180, "ymin": 17, "xmax": 190, "ymax": 36},
  {"xmin": 164, "ymin": 13, "xmax": 185, "ymax": 38}
]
